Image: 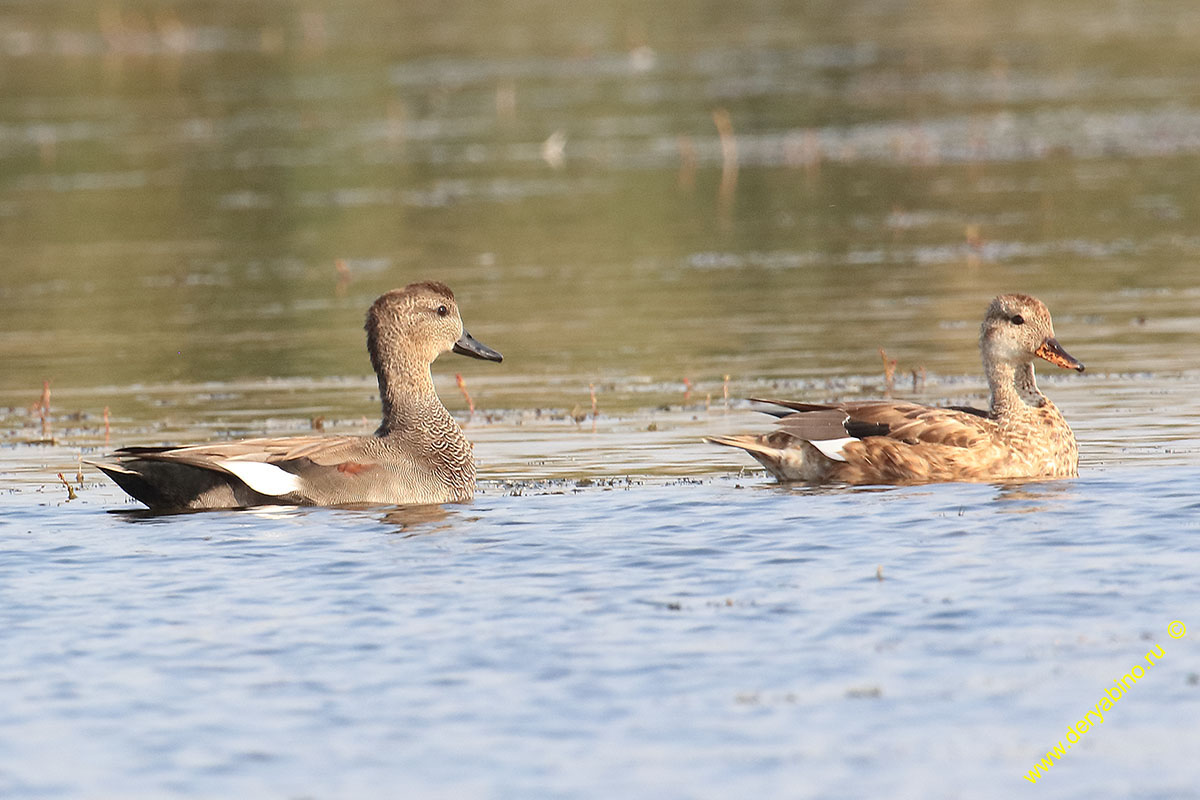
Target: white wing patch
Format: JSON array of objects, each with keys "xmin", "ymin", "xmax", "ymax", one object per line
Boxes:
[
  {"xmin": 218, "ymin": 460, "xmax": 302, "ymax": 496},
  {"xmin": 808, "ymin": 437, "xmax": 855, "ymax": 462}
]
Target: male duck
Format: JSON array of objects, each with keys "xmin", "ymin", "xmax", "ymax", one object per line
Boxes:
[
  {"xmin": 707, "ymin": 294, "xmax": 1085, "ymax": 484},
  {"xmin": 93, "ymin": 282, "xmax": 502, "ymax": 510}
]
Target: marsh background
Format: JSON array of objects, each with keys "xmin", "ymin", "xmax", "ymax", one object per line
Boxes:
[{"xmin": 2, "ymin": 1, "xmax": 1199, "ymax": 798}]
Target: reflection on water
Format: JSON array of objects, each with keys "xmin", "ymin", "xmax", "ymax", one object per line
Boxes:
[
  {"xmin": 989, "ymin": 479, "xmax": 1080, "ymax": 513},
  {"xmin": 379, "ymin": 503, "xmax": 453, "ymax": 534}
]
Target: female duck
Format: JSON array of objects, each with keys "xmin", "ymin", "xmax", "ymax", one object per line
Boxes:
[
  {"xmin": 93, "ymin": 282, "xmax": 502, "ymax": 509},
  {"xmin": 707, "ymin": 294, "xmax": 1085, "ymax": 484}
]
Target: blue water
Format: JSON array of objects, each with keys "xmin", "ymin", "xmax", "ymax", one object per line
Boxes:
[{"xmin": 2, "ymin": 467, "xmax": 1197, "ymax": 799}]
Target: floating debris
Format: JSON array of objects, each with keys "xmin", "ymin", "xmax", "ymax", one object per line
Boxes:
[
  {"xmin": 456, "ymin": 373, "xmax": 475, "ymax": 415},
  {"xmin": 57, "ymin": 473, "xmax": 77, "ymax": 501},
  {"xmin": 712, "ymin": 108, "xmax": 739, "ymax": 224},
  {"xmin": 589, "ymin": 383, "xmax": 597, "ymax": 432},
  {"xmin": 30, "ymin": 380, "xmax": 50, "ymax": 417},
  {"xmin": 541, "ymin": 130, "xmax": 566, "ymax": 169},
  {"xmin": 880, "ymin": 349, "xmax": 897, "ymax": 396},
  {"xmin": 32, "ymin": 380, "xmax": 51, "ymax": 440}
]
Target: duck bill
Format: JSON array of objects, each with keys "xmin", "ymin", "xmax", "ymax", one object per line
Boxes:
[
  {"xmin": 1035, "ymin": 337, "xmax": 1084, "ymax": 372},
  {"xmin": 452, "ymin": 330, "xmax": 503, "ymax": 362}
]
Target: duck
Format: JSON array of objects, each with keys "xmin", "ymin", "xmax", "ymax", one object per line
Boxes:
[
  {"xmin": 91, "ymin": 281, "xmax": 502, "ymax": 510},
  {"xmin": 706, "ymin": 294, "xmax": 1085, "ymax": 484}
]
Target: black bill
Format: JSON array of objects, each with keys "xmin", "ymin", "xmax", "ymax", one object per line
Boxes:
[{"xmin": 452, "ymin": 330, "xmax": 503, "ymax": 362}]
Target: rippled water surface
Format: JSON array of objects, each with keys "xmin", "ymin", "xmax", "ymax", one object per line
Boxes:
[{"xmin": 3, "ymin": 1, "xmax": 1200, "ymax": 797}]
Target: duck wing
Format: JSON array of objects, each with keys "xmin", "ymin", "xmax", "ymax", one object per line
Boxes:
[
  {"xmin": 93, "ymin": 436, "xmax": 370, "ymax": 508},
  {"xmin": 750, "ymin": 398, "xmax": 993, "ymax": 450},
  {"xmin": 114, "ymin": 435, "xmax": 364, "ymax": 470}
]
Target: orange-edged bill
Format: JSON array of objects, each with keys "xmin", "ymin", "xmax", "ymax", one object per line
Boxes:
[{"xmin": 1035, "ymin": 337, "xmax": 1084, "ymax": 372}]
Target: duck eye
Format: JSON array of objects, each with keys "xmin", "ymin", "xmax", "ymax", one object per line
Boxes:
[
  {"xmin": 1010, "ymin": 314, "xmax": 1025, "ymax": 325},
  {"xmin": 436, "ymin": 305, "xmax": 449, "ymax": 317}
]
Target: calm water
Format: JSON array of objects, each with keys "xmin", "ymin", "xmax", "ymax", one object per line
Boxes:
[{"xmin": 3, "ymin": 1, "xmax": 1200, "ymax": 797}]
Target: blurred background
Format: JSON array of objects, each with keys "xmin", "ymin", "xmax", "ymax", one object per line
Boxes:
[{"xmin": 2, "ymin": 0, "xmax": 1200, "ymax": 428}]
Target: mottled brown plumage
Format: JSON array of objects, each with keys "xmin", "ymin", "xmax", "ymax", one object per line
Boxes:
[
  {"xmin": 91, "ymin": 282, "xmax": 503, "ymax": 510},
  {"xmin": 707, "ymin": 294, "xmax": 1084, "ymax": 484}
]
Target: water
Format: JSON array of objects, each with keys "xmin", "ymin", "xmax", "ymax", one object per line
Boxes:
[
  {"xmin": 3, "ymin": 1, "xmax": 1200, "ymax": 797},
  {"xmin": 4, "ymin": 474, "xmax": 1199, "ymax": 798}
]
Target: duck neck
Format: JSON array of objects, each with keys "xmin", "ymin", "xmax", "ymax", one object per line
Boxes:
[
  {"xmin": 1015, "ymin": 362, "xmax": 1048, "ymax": 408},
  {"xmin": 985, "ymin": 359, "xmax": 1029, "ymax": 418},
  {"xmin": 374, "ymin": 354, "xmax": 452, "ymax": 437}
]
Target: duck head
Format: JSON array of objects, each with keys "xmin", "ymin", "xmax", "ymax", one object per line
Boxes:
[
  {"xmin": 979, "ymin": 293, "xmax": 1084, "ymax": 373},
  {"xmin": 366, "ymin": 282, "xmax": 503, "ymax": 373}
]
